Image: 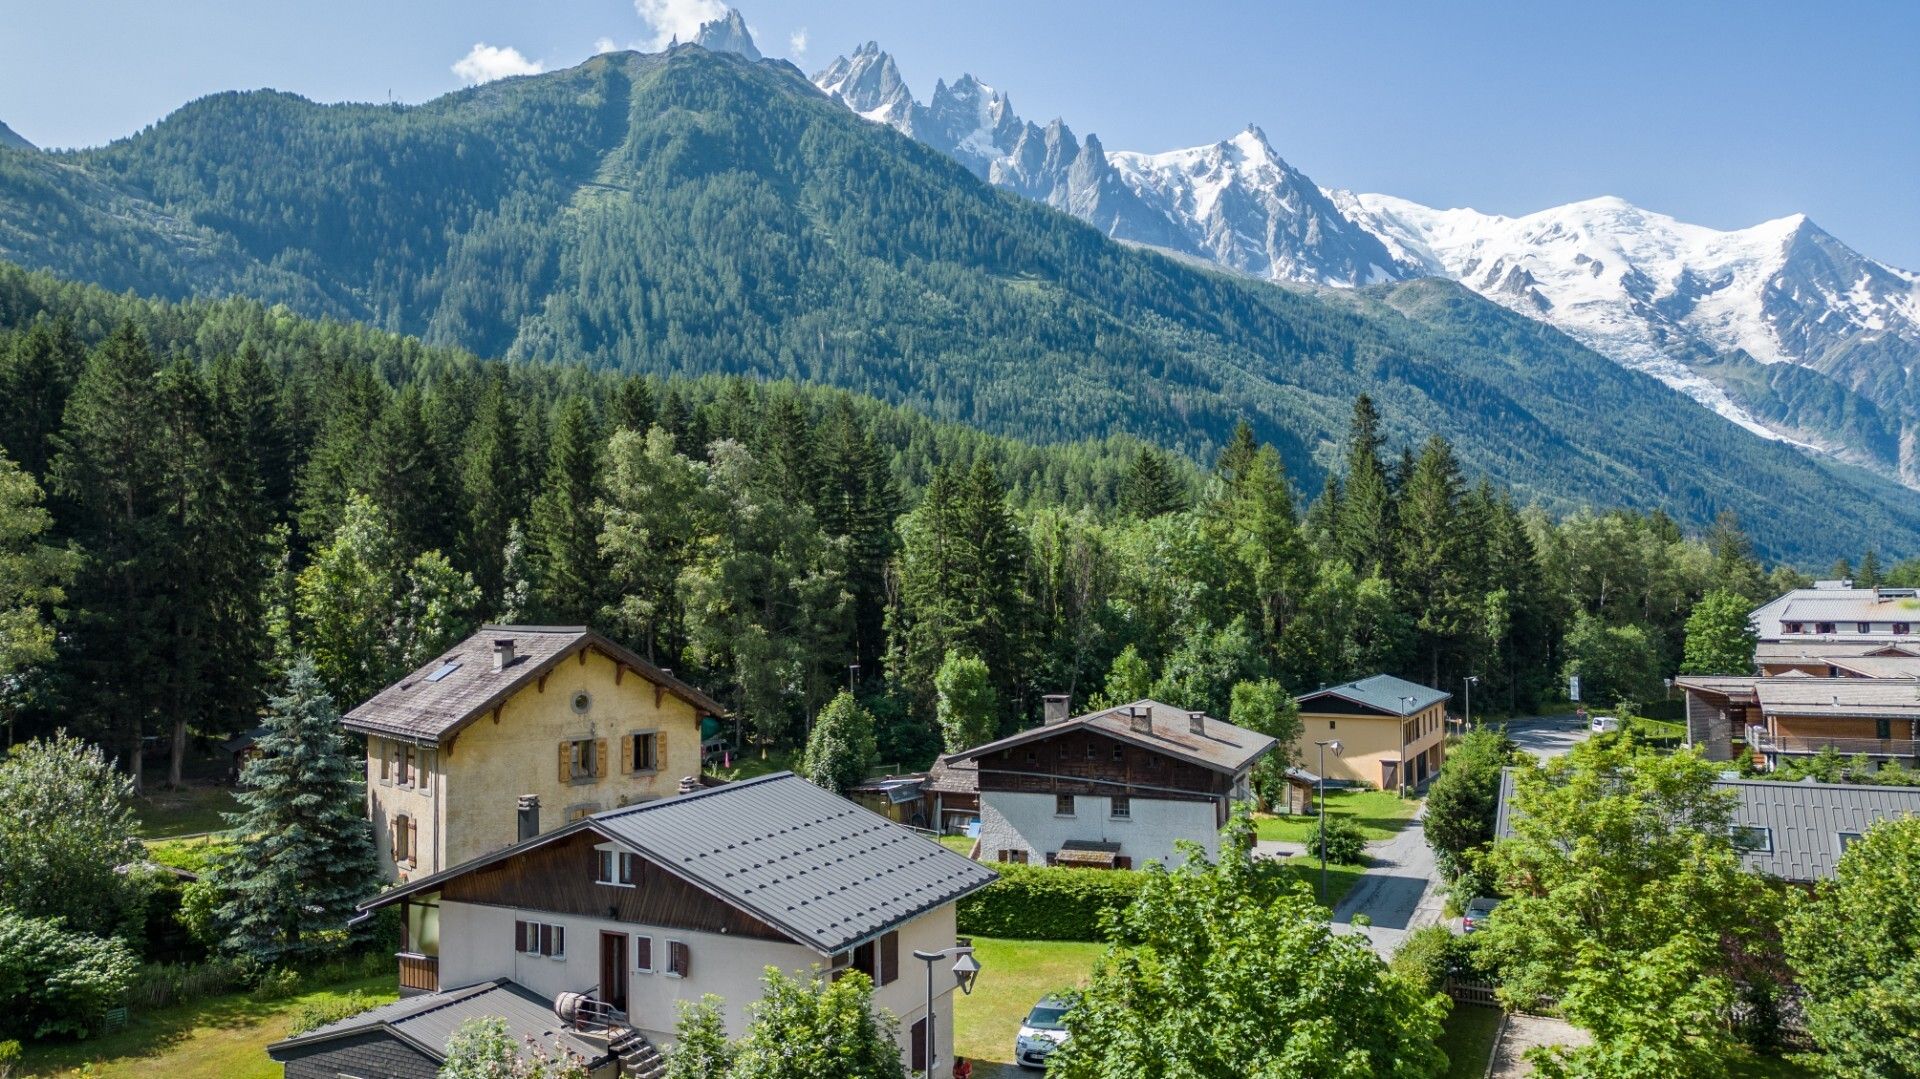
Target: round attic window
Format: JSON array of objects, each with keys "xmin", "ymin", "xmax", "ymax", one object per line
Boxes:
[{"xmin": 570, "ymin": 690, "xmax": 593, "ymax": 715}]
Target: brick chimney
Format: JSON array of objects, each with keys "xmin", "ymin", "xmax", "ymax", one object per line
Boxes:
[
  {"xmin": 1043, "ymin": 694, "xmax": 1072, "ymax": 725},
  {"xmin": 493, "ymin": 638, "xmax": 516, "ymax": 672},
  {"xmin": 1188, "ymin": 710, "xmax": 1206, "ymax": 735},
  {"xmin": 516, "ymin": 794, "xmax": 540, "ymax": 842},
  {"xmin": 1129, "ymin": 705, "xmax": 1153, "ymax": 735}
]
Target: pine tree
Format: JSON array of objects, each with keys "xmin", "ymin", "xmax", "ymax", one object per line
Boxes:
[
  {"xmin": 1397, "ymin": 435, "xmax": 1474, "ymax": 687},
  {"xmin": 1119, "ymin": 447, "xmax": 1188, "ymax": 519},
  {"xmin": 1335, "ymin": 395, "xmax": 1395, "ymax": 575},
  {"xmin": 210, "ymin": 658, "xmax": 376, "ymax": 964},
  {"xmin": 1858, "ymin": 549, "xmax": 1883, "ymax": 589},
  {"xmin": 459, "ymin": 379, "xmax": 523, "ymax": 608},
  {"xmin": 0, "ymin": 319, "xmax": 84, "ymax": 478},
  {"xmin": 814, "ymin": 403, "xmax": 897, "ymax": 676},
  {"xmin": 528, "ymin": 396, "xmax": 604, "ymax": 623},
  {"xmin": 1213, "ymin": 421, "xmax": 1260, "ymax": 491},
  {"xmin": 610, "ymin": 375, "xmax": 655, "ymax": 433}
]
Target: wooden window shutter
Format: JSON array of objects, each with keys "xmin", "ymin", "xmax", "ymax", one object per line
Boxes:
[
  {"xmin": 515, "ymin": 920, "xmax": 528, "ymax": 952},
  {"xmin": 558, "ymin": 742, "xmax": 572, "ymax": 783},
  {"xmin": 635, "ymin": 936, "xmax": 652, "ymax": 972},
  {"xmin": 539, "ymin": 923, "xmax": 553, "ymax": 956},
  {"xmin": 880, "ymin": 931, "xmax": 899, "ymax": 986},
  {"xmin": 594, "ymin": 738, "xmax": 609, "ymax": 778},
  {"xmin": 619, "ymin": 734, "xmax": 634, "ymax": 775},
  {"xmin": 389, "ymin": 817, "xmax": 400, "ymax": 861},
  {"xmin": 655, "ymin": 731, "xmax": 667, "ymax": 770},
  {"xmin": 910, "ymin": 1017, "xmax": 928, "ymax": 1072},
  {"xmin": 407, "ymin": 818, "xmax": 418, "ymax": 864},
  {"xmin": 378, "ymin": 740, "xmax": 391, "ymax": 784},
  {"xmin": 670, "ymin": 940, "xmax": 689, "ymax": 977}
]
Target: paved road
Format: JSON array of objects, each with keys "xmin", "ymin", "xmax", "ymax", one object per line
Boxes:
[
  {"xmin": 1330, "ymin": 806, "xmax": 1447, "ymax": 955},
  {"xmin": 1500, "ymin": 713, "xmax": 1591, "ymax": 761}
]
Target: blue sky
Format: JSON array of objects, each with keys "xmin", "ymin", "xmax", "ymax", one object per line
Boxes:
[{"xmin": 4, "ymin": 0, "xmax": 1916, "ymax": 267}]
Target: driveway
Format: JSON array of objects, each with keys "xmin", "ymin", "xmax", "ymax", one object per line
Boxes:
[
  {"xmin": 1500, "ymin": 713, "xmax": 1590, "ymax": 761},
  {"xmin": 1330, "ymin": 806, "xmax": 1446, "ymax": 955}
]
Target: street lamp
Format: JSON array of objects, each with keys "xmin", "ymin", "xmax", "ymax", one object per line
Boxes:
[
  {"xmin": 1463, "ymin": 675, "xmax": 1479, "ymax": 730},
  {"xmin": 1315, "ymin": 738, "xmax": 1343, "ymax": 904},
  {"xmin": 913, "ymin": 945, "xmax": 981, "ymax": 1075}
]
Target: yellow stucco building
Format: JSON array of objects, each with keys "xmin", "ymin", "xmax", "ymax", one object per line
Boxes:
[
  {"xmin": 1292, "ymin": 674, "xmax": 1450, "ymax": 793},
  {"xmin": 344, "ymin": 625, "xmax": 726, "ymax": 881}
]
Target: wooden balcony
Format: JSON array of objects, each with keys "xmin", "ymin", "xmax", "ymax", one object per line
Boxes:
[
  {"xmin": 397, "ymin": 952, "xmax": 439, "ymax": 995},
  {"xmin": 1750, "ymin": 731, "xmax": 1920, "ymax": 759}
]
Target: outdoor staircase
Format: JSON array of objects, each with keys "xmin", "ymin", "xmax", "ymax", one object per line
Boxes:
[{"xmin": 610, "ymin": 1028, "xmax": 667, "ymax": 1079}]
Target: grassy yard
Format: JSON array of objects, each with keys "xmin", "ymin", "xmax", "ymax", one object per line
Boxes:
[
  {"xmin": 953, "ymin": 936, "xmax": 1103, "ymax": 1075},
  {"xmin": 939, "ymin": 833, "xmax": 976, "ymax": 855},
  {"xmin": 1437, "ymin": 1004, "xmax": 1503, "ymax": 1077},
  {"xmin": 1277, "ymin": 853, "xmax": 1366, "ymax": 909},
  {"xmin": 1726, "ymin": 1051, "xmax": 1822, "ymax": 1078},
  {"xmin": 133, "ymin": 784, "xmax": 238, "ymax": 839},
  {"xmin": 1254, "ymin": 788, "xmax": 1420, "ymax": 844},
  {"xmin": 18, "ymin": 972, "xmax": 394, "ymax": 1078},
  {"xmin": 709, "ymin": 747, "xmax": 801, "ymax": 781}
]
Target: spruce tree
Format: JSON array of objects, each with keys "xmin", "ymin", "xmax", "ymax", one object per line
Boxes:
[
  {"xmin": 1335, "ymin": 395, "xmax": 1395, "ymax": 576},
  {"xmin": 1397, "ymin": 435, "xmax": 1473, "ymax": 687},
  {"xmin": 211, "ymin": 657, "xmax": 376, "ymax": 964},
  {"xmin": 459, "ymin": 378, "xmax": 523, "ymax": 608},
  {"xmin": 814, "ymin": 403, "xmax": 897, "ymax": 676},
  {"xmin": 0, "ymin": 319, "xmax": 84, "ymax": 478},
  {"xmin": 1119, "ymin": 446, "xmax": 1188, "ymax": 519},
  {"xmin": 528, "ymin": 396, "xmax": 604, "ymax": 623},
  {"xmin": 1857, "ymin": 549, "xmax": 1882, "ymax": 589}
]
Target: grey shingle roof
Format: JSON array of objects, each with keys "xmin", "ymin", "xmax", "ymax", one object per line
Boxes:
[
  {"xmin": 342, "ymin": 625, "xmax": 727, "ymax": 745},
  {"xmin": 266, "ymin": 980, "xmax": 611, "ymax": 1065},
  {"xmin": 1755, "ymin": 640, "xmax": 1920, "ymax": 662},
  {"xmin": 1494, "ymin": 768, "xmax": 1920, "ymax": 883},
  {"xmin": 364, "ymin": 772, "xmax": 997, "ymax": 956},
  {"xmin": 1754, "ymin": 678, "xmax": 1920, "ymax": 717},
  {"xmin": 950, "ymin": 699, "xmax": 1275, "ymax": 774},
  {"xmin": 1295, "ymin": 674, "xmax": 1451, "ymax": 716}
]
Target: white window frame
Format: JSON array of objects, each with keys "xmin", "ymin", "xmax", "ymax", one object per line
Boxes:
[
  {"xmin": 666, "ymin": 939, "xmax": 689, "ymax": 978},
  {"xmin": 594, "ymin": 845, "xmax": 638, "ymax": 887},
  {"xmin": 634, "ymin": 934, "xmax": 655, "ymax": 974}
]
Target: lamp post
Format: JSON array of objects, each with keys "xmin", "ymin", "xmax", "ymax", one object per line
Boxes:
[
  {"xmin": 913, "ymin": 945, "xmax": 981, "ymax": 1076},
  {"xmin": 1315, "ymin": 738, "xmax": 1342, "ymax": 903},
  {"xmin": 1464, "ymin": 675, "xmax": 1479, "ymax": 730}
]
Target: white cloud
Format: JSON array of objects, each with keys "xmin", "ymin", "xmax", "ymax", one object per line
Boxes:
[
  {"xmin": 632, "ymin": 0, "xmax": 726, "ymax": 51},
  {"xmin": 451, "ymin": 43, "xmax": 545, "ymax": 85},
  {"xmin": 594, "ymin": 36, "xmax": 621, "ymax": 55},
  {"xmin": 788, "ymin": 28, "xmax": 808, "ymax": 57}
]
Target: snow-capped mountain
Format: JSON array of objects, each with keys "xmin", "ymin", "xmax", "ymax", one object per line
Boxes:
[{"xmin": 1339, "ymin": 192, "xmax": 1920, "ymax": 474}]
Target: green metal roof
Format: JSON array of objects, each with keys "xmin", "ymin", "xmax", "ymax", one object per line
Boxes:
[{"xmin": 1296, "ymin": 674, "xmax": 1450, "ymax": 716}]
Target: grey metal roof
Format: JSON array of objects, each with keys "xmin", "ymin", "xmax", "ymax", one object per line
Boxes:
[
  {"xmin": 1494, "ymin": 768, "xmax": 1920, "ymax": 883},
  {"xmin": 1674, "ymin": 675, "xmax": 1759, "ymax": 699},
  {"xmin": 950, "ymin": 699, "xmax": 1276, "ymax": 774},
  {"xmin": 1754, "ymin": 677, "xmax": 1920, "ymax": 718},
  {"xmin": 267, "ymin": 980, "xmax": 611, "ymax": 1065},
  {"xmin": 591, "ymin": 772, "xmax": 996, "ymax": 954},
  {"xmin": 1828, "ymin": 656, "xmax": 1920, "ymax": 679},
  {"xmin": 1295, "ymin": 674, "xmax": 1451, "ymax": 716},
  {"xmin": 1755, "ymin": 640, "xmax": 1920, "ymax": 662},
  {"xmin": 342, "ymin": 625, "xmax": 727, "ymax": 745}
]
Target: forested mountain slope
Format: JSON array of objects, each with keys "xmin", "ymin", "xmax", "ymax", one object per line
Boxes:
[{"xmin": 0, "ymin": 47, "xmax": 1915, "ymax": 562}]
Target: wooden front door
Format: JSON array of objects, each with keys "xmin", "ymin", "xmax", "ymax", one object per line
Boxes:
[
  {"xmin": 600, "ymin": 932, "xmax": 628, "ymax": 1013},
  {"xmin": 1381, "ymin": 759, "xmax": 1400, "ymax": 792}
]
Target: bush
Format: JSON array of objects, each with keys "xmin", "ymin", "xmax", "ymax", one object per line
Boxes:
[
  {"xmin": 288, "ymin": 989, "xmax": 378, "ymax": 1036},
  {"xmin": 956, "ymin": 864, "xmax": 1146, "ymax": 942},
  {"xmin": 0, "ymin": 909, "xmax": 139, "ymax": 1039},
  {"xmin": 1390, "ymin": 924, "xmax": 1460, "ymax": 994},
  {"xmin": 250, "ymin": 965, "xmax": 303, "ymax": 1001},
  {"xmin": 128, "ymin": 959, "xmax": 247, "ymax": 1009},
  {"xmin": 1308, "ymin": 813, "xmax": 1366, "ymax": 864}
]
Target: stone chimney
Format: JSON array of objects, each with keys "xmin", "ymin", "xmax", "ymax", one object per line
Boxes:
[
  {"xmin": 1043, "ymin": 694, "xmax": 1072, "ymax": 725},
  {"xmin": 1188, "ymin": 710, "xmax": 1206, "ymax": 735},
  {"xmin": 493, "ymin": 638, "xmax": 516, "ymax": 672},
  {"xmin": 1129, "ymin": 705, "xmax": 1153, "ymax": 735},
  {"xmin": 516, "ymin": 794, "xmax": 540, "ymax": 842}
]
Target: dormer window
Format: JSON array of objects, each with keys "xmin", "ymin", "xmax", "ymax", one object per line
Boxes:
[
  {"xmin": 596, "ymin": 848, "xmax": 637, "ymax": 887},
  {"xmin": 1784, "ymin": 623, "xmax": 1803, "ymax": 634},
  {"xmin": 1858, "ymin": 622, "xmax": 1872, "ymax": 634},
  {"xmin": 1816, "ymin": 622, "xmax": 1836, "ymax": 635},
  {"xmin": 1897, "ymin": 623, "xmax": 1912, "ymax": 635}
]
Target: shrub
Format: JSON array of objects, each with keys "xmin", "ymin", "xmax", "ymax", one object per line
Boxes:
[
  {"xmin": 288, "ymin": 990, "xmax": 378, "ymax": 1036},
  {"xmin": 250, "ymin": 965, "xmax": 304, "ymax": 1001},
  {"xmin": 1308, "ymin": 813, "xmax": 1366, "ymax": 864},
  {"xmin": 128, "ymin": 959, "xmax": 247, "ymax": 1009},
  {"xmin": 0, "ymin": 909, "xmax": 138, "ymax": 1039},
  {"xmin": 1391, "ymin": 924, "xmax": 1463, "ymax": 994},
  {"xmin": 956, "ymin": 864, "xmax": 1146, "ymax": 942}
]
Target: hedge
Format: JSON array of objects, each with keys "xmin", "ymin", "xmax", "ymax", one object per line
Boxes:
[{"xmin": 956, "ymin": 863, "xmax": 1146, "ymax": 941}]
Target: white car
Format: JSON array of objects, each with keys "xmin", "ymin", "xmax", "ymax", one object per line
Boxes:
[
  {"xmin": 1589, "ymin": 714, "xmax": 1619, "ymax": 733},
  {"xmin": 1015, "ymin": 994, "xmax": 1072, "ymax": 1069}
]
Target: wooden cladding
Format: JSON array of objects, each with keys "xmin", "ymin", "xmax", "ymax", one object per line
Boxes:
[
  {"xmin": 397, "ymin": 953, "xmax": 439, "ymax": 993},
  {"xmin": 978, "ymin": 728, "xmax": 1227, "ymax": 801},
  {"xmin": 441, "ymin": 829, "xmax": 792, "ymax": 943}
]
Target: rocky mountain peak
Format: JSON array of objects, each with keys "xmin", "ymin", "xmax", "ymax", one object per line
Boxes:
[{"xmin": 692, "ymin": 9, "xmax": 760, "ymax": 61}]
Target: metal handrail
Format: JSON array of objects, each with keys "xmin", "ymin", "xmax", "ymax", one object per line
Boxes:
[{"xmin": 1748, "ymin": 730, "xmax": 1920, "ymax": 756}]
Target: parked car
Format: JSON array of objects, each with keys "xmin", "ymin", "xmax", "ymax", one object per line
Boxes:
[
  {"xmin": 1589, "ymin": 714, "xmax": 1620, "ymax": 733},
  {"xmin": 1015, "ymin": 994, "xmax": 1074, "ymax": 1069},
  {"xmin": 1462, "ymin": 897, "xmax": 1501, "ymax": 932}
]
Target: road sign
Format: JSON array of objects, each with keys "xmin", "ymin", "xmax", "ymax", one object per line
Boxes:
[{"xmin": 1568, "ymin": 675, "xmax": 1581, "ymax": 702}]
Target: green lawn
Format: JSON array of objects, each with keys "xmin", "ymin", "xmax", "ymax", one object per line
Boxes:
[
  {"xmin": 1277, "ymin": 854, "xmax": 1366, "ymax": 909},
  {"xmin": 1726, "ymin": 1050, "xmax": 1822, "ymax": 1078},
  {"xmin": 133, "ymin": 784, "xmax": 238, "ymax": 839},
  {"xmin": 953, "ymin": 937, "xmax": 1103, "ymax": 1074},
  {"xmin": 939, "ymin": 834, "xmax": 976, "ymax": 855},
  {"xmin": 1254, "ymin": 789, "xmax": 1420, "ymax": 844},
  {"xmin": 710, "ymin": 747, "xmax": 801, "ymax": 781},
  {"xmin": 1437, "ymin": 1004, "xmax": 1502, "ymax": 1078},
  {"xmin": 19, "ymin": 972, "xmax": 394, "ymax": 1078}
]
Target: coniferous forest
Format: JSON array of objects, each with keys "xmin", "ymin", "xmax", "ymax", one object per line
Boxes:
[{"xmin": 0, "ymin": 260, "xmax": 1859, "ymax": 792}]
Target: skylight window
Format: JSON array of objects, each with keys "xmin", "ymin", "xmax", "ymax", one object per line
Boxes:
[{"xmin": 425, "ymin": 660, "xmax": 462, "ymax": 683}]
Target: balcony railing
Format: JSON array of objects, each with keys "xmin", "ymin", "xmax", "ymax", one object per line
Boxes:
[
  {"xmin": 397, "ymin": 952, "xmax": 439, "ymax": 994},
  {"xmin": 1749, "ymin": 731, "xmax": 1920, "ymax": 758}
]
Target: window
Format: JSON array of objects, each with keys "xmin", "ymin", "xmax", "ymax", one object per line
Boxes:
[
  {"xmin": 596, "ymin": 848, "xmax": 637, "ymax": 886},
  {"xmin": 1816, "ymin": 622, "xmax": 1836, "ymax": 634},
  {"xmin": 1858, "ymin": 622, "xmax": 1872, "ymax": 634},
  {"xmin": 425, "ymin": 659, "xmax": 461, "ymax": 683},
  {"xmin": 911, "ymin": 1016, "xmax": 930, "ymax": 1072},
  {"xmin": 1058, "ymin": 743, "xmax": 1068, "ymax": 760},
  {"xmin": 1839, "ymin": 832, "xmax": 1864, "ymax": 852},
  {"xmin": 399, "ymin": 744, "xmax": 415, "ymax": 787},
  {"xmin": 515, "ymin": 920, "xmax": 566, "ymax": 959},
  {"xmin": 1054, "ymin": 793, "xmax": 1076, "ymax": 816},
  {"xmin": 1110, "ymin": 796, "xmax": 1131, "ymax": 820},
  {"xmin": 390, "ymin": 814, "xmax": 416, "ymax": 866},
  {"xmin": 634, "ymin": 936, "xmax": 654, "ymax": 973},
  {"xmin": 1730, "ymin": 825, "xmax": 1772, "ymax": 853},
  {"xmin": 1877, "ymin": 718, "xmax": 1893, "ymax": 740},
  {"xmin": 997, "ymin": 849, "xmax": 1029, "ymax": 864},
  {"xmin": 378, "ymin": 740, "xmax": 392, "ymax": 784},
  {"xmin": 1784, "ymin": 622, "xmax": 1803, "ymax": 634},
  {"xmin": 1025, "ymin": 750, "xmax": 1038, "ymax": 765},
  {"xmin": 666, "ymin": 940, "xmax": 690, "ymax": 978},
  {"xmin": 1328, "ymin": 720, "xmax": 1336, "ymax": 730},
  {"xmin": 560, "ymin": 738, "xmax": 605, "ymax": 783},
  {"xmin": 627, "ymin": 732, "xmax": 660, "ymax": 773},
  {"xmin": 401, "ymin": 899, "xmax": 439, "ymax": 958},
  {"xmin": 1085, "ymin": 744, "xmax": 1096, "ymax": 760},
  {"xmin": 1897, "ymin": 622, "xmax": 1913, "ymax": 635},
  {"xmin": 1112, "ymin": 745, "xmax": 1124, "ymax": 763}
]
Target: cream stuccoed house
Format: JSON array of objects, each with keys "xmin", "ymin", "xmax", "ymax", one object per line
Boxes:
[
  {"xmin": 270, "ymin": 773, "xmax": 996, "ymax": 1078},
  {"xmin": 342, "ymin": 625, "xmax": 727, "ymax": 881}
]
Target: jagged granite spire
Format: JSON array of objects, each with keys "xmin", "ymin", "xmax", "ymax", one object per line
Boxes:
[{"xmin": 692, "ymin": 9, "xmax": 760, "ymax": 60}]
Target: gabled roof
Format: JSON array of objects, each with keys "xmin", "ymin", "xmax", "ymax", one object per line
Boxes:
[
  {"xmin": 1827, "ymin": 655, "xmax": 1920, "ymax": 679},
  {"xmin": 949, "ymin": 699, "xmax": 1275, "ymax": 775},
  {"xmin": 1754, "ymin": 677, "xmax": 1920, "ymax": 718},
  {"xmin": 1495, "ymin": 768, "xmax": 1920, "ymax": 883},
  {"xmin": 1295, "ymin": 674, "xmax": 1450, "ymax": 717},
  {"xmin": 343, "ymin": 625, "xmax": 727, "ymax": 745},
  {"xmin": 923, "ymin": 754, "xmax": 978, "ymax": 795},
  {"xmin": 266, "ymin": 979, "xmax": 610, "ymax": 1066},
  {"xmin": 364, "ymin": 773, "xmax": 996, "ymax": 956}
]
